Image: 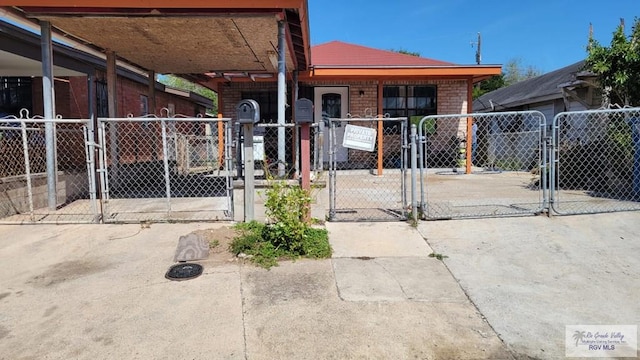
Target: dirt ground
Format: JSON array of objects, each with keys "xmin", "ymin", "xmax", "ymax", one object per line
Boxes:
[{"xmin": 189, "ymin": 226, "xmax": 239, "ymax": 266}]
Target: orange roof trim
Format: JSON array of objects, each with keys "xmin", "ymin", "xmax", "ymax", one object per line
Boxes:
[{"xmin": 1, "ymin": 0, "xmax": 305, "ymax": 9}]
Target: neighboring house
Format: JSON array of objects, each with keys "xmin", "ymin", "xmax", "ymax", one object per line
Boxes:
[
  {"xmin": 0, "ymin": 21, "xmax": 213, "ymax": 120},
  {"xmin": 470, "ymin": 61, "xmax": 605, "ymax": 171},
  {"xmin": 473, "ymin": 60, "xmax": 602, "ymax": 119},
  {"xmin": 1, "ymin": 20, "xmax": 214, "ymax": 175}
]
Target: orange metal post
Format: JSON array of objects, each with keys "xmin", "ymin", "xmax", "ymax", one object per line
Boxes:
[
  {"xmin": 465, "ymin": 78, "xmax": 473, "ymax": 174},
  {"xmin": 217, "ymin": 83, "xmax": 225, "ymax": 170},
  {"xmin": 218, "ymin": 113, "xmax": 224, "ymax": 170}
]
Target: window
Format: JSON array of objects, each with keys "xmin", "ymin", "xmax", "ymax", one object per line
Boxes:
[
  {"xmin": 96, "ymin": 80, "xmax": 108, "ymax": 117},
  {"xmin": 240, "ymin": 86, "xmax": 312, "ymax": 123},
  {"xmin": 383, "ymin": 85, "xmax": 437, "ymax": 118},
  {"xmin": 241, "ymin": 90, "xmax": 282, "ymax": 123},
  {"xmin": 140, "ymin": 95, "xmax": 149, "ymax": 116},
  {"xmin": 0, "ymin": 77, "xmax": 32, "ymax": 115}
]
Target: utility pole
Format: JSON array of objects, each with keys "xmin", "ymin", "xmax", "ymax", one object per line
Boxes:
[{"xmin": 475, "ymin": 32, "xmax": 482, "ymax": 65}]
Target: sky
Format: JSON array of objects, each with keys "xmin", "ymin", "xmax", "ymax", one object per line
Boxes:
[{"xmin": 308, "ymin": 0, "xmax": 639, "ymax": 73}]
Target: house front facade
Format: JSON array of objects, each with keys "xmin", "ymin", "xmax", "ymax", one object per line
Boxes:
[{"xmin": 212, "ymin": 41, "xmax": 500, "ymax": 169}]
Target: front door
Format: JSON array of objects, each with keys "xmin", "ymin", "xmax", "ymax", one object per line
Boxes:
[{"xmin": 314, "ymin": 87, "xmax": 349, "ymax": 163}]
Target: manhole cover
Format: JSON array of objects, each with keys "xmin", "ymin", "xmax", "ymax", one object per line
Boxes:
[{"xmin": 165, "ymin": 263, "xmax": 203, "ymax": 281}]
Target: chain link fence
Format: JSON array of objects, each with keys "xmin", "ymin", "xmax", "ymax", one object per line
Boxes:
[
  {"xmin": 417, "ymin": 111, "xmax": 546, "ymax": 219},
  {"xmin": 0, "ymin": 112, "xmax": 98, "ymax": 223},
  {"xmin": 98, "ymin": 114, "xmax": 233, "ymax": 223},
  {"xmin": 234, "ymin": 122, "xmax": 322, "ymax": 181},
  {"xmin": 551, "ymin": 107, "xmax": 640, "ymax": 215},
  {"xmin": 327, "ymin": 117, "xmax": 408, "ymax": 221}
]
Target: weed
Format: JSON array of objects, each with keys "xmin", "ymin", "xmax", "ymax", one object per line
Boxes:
[
  {"xmin": 209, "ymin": 239, "xmax": 220, "ymax": 249},
  {"xmin": 428, "ymin": 252, "xmax": 449, "ymax": 260},
  {"xmin": 229, "ymin": 182, "xmax": 332, "ymax": 269},
  {"xmin": 301, "ymin": 228, "xmax": 331, "ymax": 258}
]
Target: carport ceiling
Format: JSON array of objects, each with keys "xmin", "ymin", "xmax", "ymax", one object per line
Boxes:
[
  {"xmin": 3, "ymin": 1, "xmax": 310, "ymax": 76},
  {"xmin": 34, "ymin": 14, "xmax": 296, "ymax": 75}
]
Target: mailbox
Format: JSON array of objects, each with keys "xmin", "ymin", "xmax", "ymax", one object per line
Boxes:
[
  {"xmin": 236, "ymin": 99, "xmax": 260, "ymax": 124},
  {"xmin": 294, "ymin": 98, "xmax": 314, "ymax": 124}
]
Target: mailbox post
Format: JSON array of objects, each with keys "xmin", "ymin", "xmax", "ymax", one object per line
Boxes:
[
  {"xmin": 236, "ymin": 100, "xmax": 260, "ymax": 222},
  {"xmin": 295, "ymin": 98, "xmax": 314, "ymax": 192}
]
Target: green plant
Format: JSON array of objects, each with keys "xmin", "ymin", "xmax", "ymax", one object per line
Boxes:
[
  {"xmin": 428, "ymin": 252, "xmax": 449, "ymax": 260},
  {"xmin": 229, "ymin": 183, "xmax": 331, "ymax": 269},
  {"xmin": 301, "ymin": 228, "xmax": 331, "ymax": 258},
  {"xmin": 209, "ymin": 239, "xmax": 220, "ymax": 249},
  {"xmin": 263, "ymin": 181, "xmax": 311, "ymax": 252}
]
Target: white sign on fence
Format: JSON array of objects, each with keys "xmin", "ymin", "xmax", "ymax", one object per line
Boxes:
[{"xmin": 342, "ymin": 124, "xmax": 377, "ymax": 152}]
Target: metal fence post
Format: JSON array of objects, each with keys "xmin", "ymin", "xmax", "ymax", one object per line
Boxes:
[
  {"xmin": 401, "ymin": 119, "xmax": 407, "ymax": 216},
  {"xmin": 83, "ymin": 126, "xmax": 99, "ymax": 221},
  {"xmin": 225, "ymin": 120, "xmax": 234, "ymax": 220},
  {"xmin": 418, "ymin": 116, "xmax": 428, "ymax": 217},
  {"xmin": 410, "ymin": 124, "xmax": 418, "ymax": 223},
  {"xmin": 20, "ymin": 120, "xmax": 34, "ymax": 221},
  {"xmin": 160, "ymin": 119, "xmax": 172, "ymax": 213},
  {"xmin": 328, "ymin": 120, "xmax": 336, "ymax": 220}
]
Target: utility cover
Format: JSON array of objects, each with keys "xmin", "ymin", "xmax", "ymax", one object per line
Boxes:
[
  {"xmin": 165, "ymin": 263, "xmax": 203, "ymax": 281},
  {"xmin": 342, "ymin": 124, "xmax": 377, "ymax": 152}
]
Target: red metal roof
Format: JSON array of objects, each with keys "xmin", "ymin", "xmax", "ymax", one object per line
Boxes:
[{"xmin": 311, "ymin": 40, "xmax": 454, "ymax": 67}]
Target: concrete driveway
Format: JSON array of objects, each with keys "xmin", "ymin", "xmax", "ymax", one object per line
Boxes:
[{"xmin": 418, "ymin": 212, "xmax": 640, "ymax": 359}]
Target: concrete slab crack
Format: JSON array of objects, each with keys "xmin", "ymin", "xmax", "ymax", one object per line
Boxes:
[
  {"xmin": 375, "ymin": 260, "xmax": 409, "ymax": 300},
  {"xmin": 239, "ymin": 264, "xmax": 248, "ymax": 360}
]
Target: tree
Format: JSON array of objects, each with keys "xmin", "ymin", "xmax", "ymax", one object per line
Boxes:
[
  {"xmin": 159, "ymin": 75, "xmax": 218, "ymax": 114},
  {"xmin": 502, "ymin": 58, "xmax": 542, "ymax": 86},
  {"xmin": 391, "ymin": 48, "xmax": 420, "ymax": 57},
  {"xmin": 473, "ymin": 74, "xmax": 505, "ymax": 99},
  {"xmin": 473, "ymin": 58, "xmax": 542, "ymax": 99},
  {"xmin": 586, "ymin": 18, "xmax": 640, "ymax": 106}
]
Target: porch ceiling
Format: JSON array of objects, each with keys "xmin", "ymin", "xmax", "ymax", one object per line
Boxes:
[{"xmin": 0, "ymin": 49, "xmax": 84, "ymax": 76}]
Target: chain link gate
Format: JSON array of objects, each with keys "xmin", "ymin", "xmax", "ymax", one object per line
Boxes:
[
  {"xmin": 417, "ymin": 111, "xmax": 547, "ymax": 219},
  {"xmin": 97, "ymin": 113, "xmax": 233, "ymax": 223},
  {"xmin": 551, "ymin": 107, "xmax": 640, "ymax": 215},
  {"xmin": 327, "ymin": 117, "xmax": 409, "ymax": 221},
  {"xmin": 0, "ymin": 111, "xmax": 99, "ymax": 224}
]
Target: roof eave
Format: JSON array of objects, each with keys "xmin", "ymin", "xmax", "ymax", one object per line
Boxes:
[{"xmin": 302, "ymin": 65, "xmax": 501, "ymax": 80}]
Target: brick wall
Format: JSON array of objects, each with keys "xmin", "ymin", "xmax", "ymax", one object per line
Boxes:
[{"xmin": 218, "ymin": 78, "xmax": 470, "ymax": 166}]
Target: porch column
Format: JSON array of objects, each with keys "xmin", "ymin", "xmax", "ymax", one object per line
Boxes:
[
  {"xmin": 277, "ymin": 20, "xmax": 286, "ymax": 177},
  {"xmin": 40, "ymin": 21, "xmax": 57, "ymax": 210}
]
